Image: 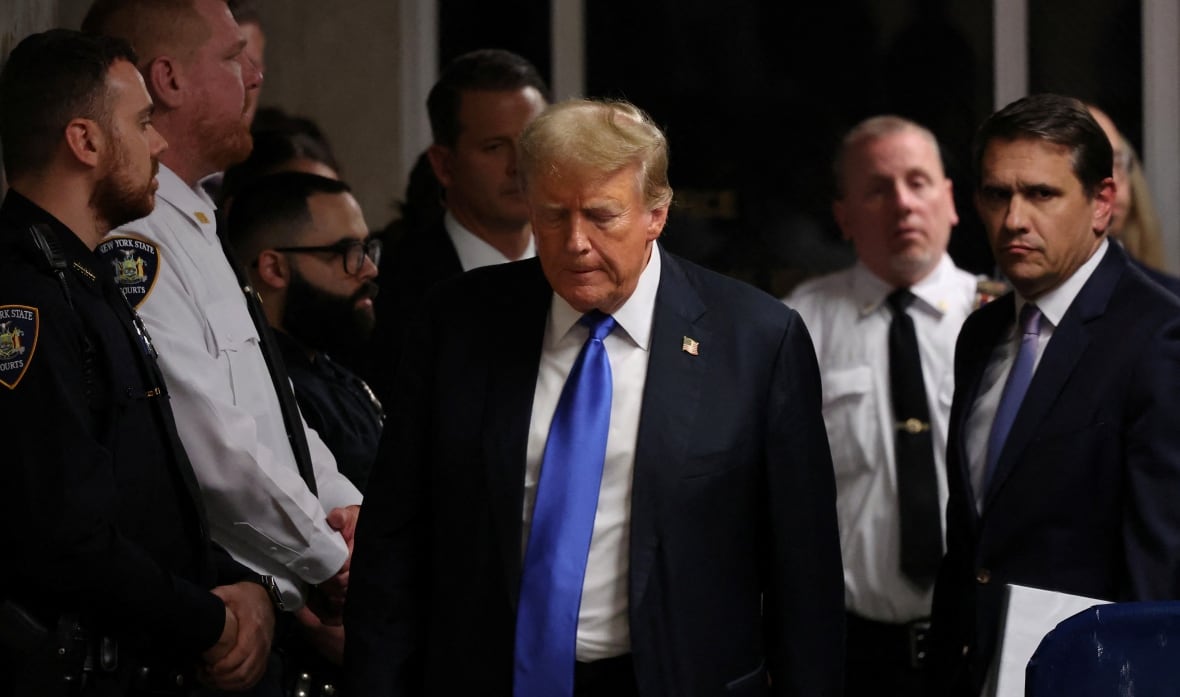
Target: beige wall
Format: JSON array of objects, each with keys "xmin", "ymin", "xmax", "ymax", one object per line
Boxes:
[
  {"xmin": 257, "ymin": 0, "xmax": 405, "ymax": 229},
  {"xmin": 3, "ymin": 0, "xmax": 408, "ymax": 230}
]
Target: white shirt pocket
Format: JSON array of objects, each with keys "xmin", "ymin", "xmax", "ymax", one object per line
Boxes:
[{"xmin": 820, "ymin": 364, "xmax": 877, "ymax": 478}]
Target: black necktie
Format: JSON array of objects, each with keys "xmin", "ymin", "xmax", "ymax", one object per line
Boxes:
[
  {"xmin": 218, "ymin": 233, "xmax": 318, "ymax": 496},
  {"xmin": 887, "ymin": 289, "xmax": 942, "ymax": 587}
]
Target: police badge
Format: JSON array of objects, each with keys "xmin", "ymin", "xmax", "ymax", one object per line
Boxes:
[
  {"xmin": 0, "ymin": 305, "xmax": 39, "ymax": 390},
  {"xmin": 97, "ymin": 235, "xmax": 161, "ymax": 309}
]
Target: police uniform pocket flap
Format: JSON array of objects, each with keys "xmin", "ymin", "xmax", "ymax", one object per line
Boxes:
[
  {"xmin": 205, "ymin": 298, "xmax": 260, "ymax": 354},
  {"xmin": 820, "ymin": 365, "xmax": 872, "ymax": 407}
]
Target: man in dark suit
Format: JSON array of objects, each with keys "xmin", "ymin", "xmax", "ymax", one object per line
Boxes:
[
  {"xmin": 366, "ymin": 49, "xmax": 549, "ymax": 404},
  {"xmin": 929, "ymin": 93, "xmax": 1180, "ymax": 696},
  {"xmin": 345, "ymin": 99, "xmax": 845, "ymax": 697}
]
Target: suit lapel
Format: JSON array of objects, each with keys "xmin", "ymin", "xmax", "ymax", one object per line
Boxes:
[
  {"xmin": 953, "ymin": 294, "xmax": 1013, "ymax": 526},
  {"xmin": 481, "ymin": 260, "xmax": 551, "ymax": 610},
  {"xmin": 630, "ymin": 248, "xmax": 709, "ymax": 611},
  {"xmin": 983, "ymin": 244, "xmax": 1125, "ymax": 510}
]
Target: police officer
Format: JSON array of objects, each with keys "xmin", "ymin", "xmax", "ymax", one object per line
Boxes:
[
  {"xmin": 0, "ymin": 29, "xmax": 276, "ymax": 695},
  {"xmin": 225, "ymin": 172, "xmax": 384, "ymax": 494}
]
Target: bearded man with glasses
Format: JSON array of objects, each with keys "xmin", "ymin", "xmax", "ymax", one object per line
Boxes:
[{"xmin": 227, "ymin": 172, "xmax": 384, "ymax": 493}]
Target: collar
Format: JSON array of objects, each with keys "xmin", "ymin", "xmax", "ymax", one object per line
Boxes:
[
  {"xmin": 850, "ymin": 253, "xmax": 960, "ymax": 318},
  {"xmin": 1015, "ymin": 237, "xmax": 1109, "ymax": 329},
  {"xmin": 547, "ymin": 241, "xmax": 662, "ymax": 351},
  {"xmin": 1, "ymin": 190, "xmax": 104, "ymax": 294},
  {"xmin": 154, "ymin": 164, "xmax": 220, "ymax": 241},
  {"xmin": 443, "ymin": 210, "xmax": 535, "ymax": 271}
]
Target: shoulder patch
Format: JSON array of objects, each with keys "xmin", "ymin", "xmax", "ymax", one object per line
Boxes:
[
  {"xmin": 0, "ymin": 305, "xmax": 39, "ymax": 389},
  {"xmin": 97, "ymin": 235, "xmax": 161, "ymax": 309}
]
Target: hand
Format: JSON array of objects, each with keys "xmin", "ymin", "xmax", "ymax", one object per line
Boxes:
[
  {"xmin": 200, "ymin": 582, "xmax": 276, "ymax": 691},
  {"xmin": 295, "ymin": 605, "xmax": 346, "ymax": 666},
  {"xmin": 318, "ymin": 505, "xmax": 361, "ymax": 612},
  {"xmin": 201, "ymin": 605, "xmax": 239, "ymax": 666}
]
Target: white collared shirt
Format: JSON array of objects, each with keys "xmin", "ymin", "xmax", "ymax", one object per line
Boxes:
[
  {"xmin": 786, "ymin": 255, "xmax": 978, "ymax": 622},
  {"xmin": 966, "ymin": 238, "xmax": 1110, "ymax": 510},
  {"xmin": 444, "ymin": 211, "xmax": 535, "ymax": 271},
  {"xmin": 105, "ymin": 165, "xmax": 362, "ymax": 608},
  {"xmin": 523, "ymin": 244, "xmax": 662, "ymax": 660}
]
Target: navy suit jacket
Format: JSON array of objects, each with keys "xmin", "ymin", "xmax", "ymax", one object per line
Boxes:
[
  {"xmin": 929, "ymin": 242, "xmax": 1180, "ymax": 695},
  {"xmin": 344, "ymin": 245, "xmax": 845, "ymax": 697},
  {"xmin": 363, "ymin": 218, "xmax": 462, "ymax": 406}
]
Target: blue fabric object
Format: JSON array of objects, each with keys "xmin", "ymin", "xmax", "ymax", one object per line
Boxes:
[
  {"xmin": 1026, "ymin": 601, "xmax": 1180, "ymax": 696},
  {"xmin": 514, "ymin": 311, "xmax": 616, "ymax": 697},
  {"xmin": 984, "ymin": 303, "xmax": 1041, "ymax": 491}
]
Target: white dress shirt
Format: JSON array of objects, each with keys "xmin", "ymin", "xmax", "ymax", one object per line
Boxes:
[
  {"xmin": 523, "ymin": 245, "xmax": 662, "ymax": 661},
  {"xmin": 965, "ymin": 239, "xmax": 1110, "ymax": 510},
  {"xmin": 444, "ymin": 211, "xmax": 535, "ymax": 271},
  {"xmin": 786, "ymin": 255, "xmax": 978, "ymax": 623},
  {"xmin": 105, "ymin": 165, "xmax": 362, "ymax": 608}
]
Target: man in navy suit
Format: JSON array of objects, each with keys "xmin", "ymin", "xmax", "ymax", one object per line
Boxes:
[
  {"xmin": 928, "ymin": 93, "xmax": 1180, "ymax": 696},
  {"xmin": 365, "ymin": 49, "xmax": 549, "ymax": 405},
  {"xmin": 344, "ymin": 99, "xmax": 845, "ymax": 697}
]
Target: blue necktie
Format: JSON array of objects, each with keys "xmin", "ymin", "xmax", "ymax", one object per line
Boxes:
[
  {"xmin": 514, "ymin": 311, "xmax": 616, "ymax": 697},
  {"xmin": 984, "ymin": 303, "xmax": 1042, "ymax": 491}
]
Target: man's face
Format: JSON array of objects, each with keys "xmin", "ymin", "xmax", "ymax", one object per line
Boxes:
[
  {"xmin": 188, "ymin": 0, "xmax": 263, "ymax": 173},
  {"xmin": 429, "ymin": 87, "xmax": 547, "ymax": 235},
  {"xmin": 240, "ymin": 20, "xmax": 266, "ymax": 126},
  {"xmin": 834, "ymin": 128, "xmax": 958, "ymax": 287},
  {"xmin": 530, "ymin": 162, "xmax": 667, "ymax": 314},
  {"xmin": 281, "ymin": 192, "xmax": 379, "ymax": 353},
  {"xmin": 976, "ymin": 137, "xmax": 1114, "ymax": 300},
  {"xmin": 93, "ymin": 59, "xmax": 167, "ymax": 228},
  {"xmin": 1088, "ymin": 108, "xmax": 1131, "ymax": 235}
]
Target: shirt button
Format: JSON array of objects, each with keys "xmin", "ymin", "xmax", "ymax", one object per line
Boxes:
[{"xmin": 976, "ymin": 568, "xmax": 991, "ymax": 584}]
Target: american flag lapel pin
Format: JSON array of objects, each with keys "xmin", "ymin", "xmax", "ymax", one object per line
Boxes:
[{"xmin": 681, "ymin": 336, "xmax": 699, "ymax": 356}]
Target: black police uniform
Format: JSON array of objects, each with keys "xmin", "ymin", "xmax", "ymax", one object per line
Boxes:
[
  {"xmin": 275, "ymin": 331, "xmax": 383, "ymax": 492},
  {"xmin": 0, "ymin": 192, "xmax": 255, "ymax": 695}
]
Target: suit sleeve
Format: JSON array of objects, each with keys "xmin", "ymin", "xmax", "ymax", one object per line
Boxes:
[
  {"xmin": 1122, "ymin": 314, "xmax": 1180, "ymax": 598},
  {"xmin": 0, "ymin": 294, "xmax": 226, "ymax": 655},
  {"xmin": 763, "ymin": 310, "xmax": 846, "ymax": 697},
  {"xmin": 345, "ymin": 302, "xmax": 435, "ymax": 696}
]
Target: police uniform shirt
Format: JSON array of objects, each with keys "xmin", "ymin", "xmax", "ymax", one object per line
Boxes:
[
  {"xmin": 785, "ymin": 255, "xmax": 977, "ymax": 623},
  {"xmin": 0, "ymin": 191, "xmax": 250, "ymax": 658},
  {"xmin": 275, "ymin": 330, "xmax": 383, "ymax": 492},
  {"xmin": 99, "ymin": 165, "xmax": 362, "ymax": 609}
]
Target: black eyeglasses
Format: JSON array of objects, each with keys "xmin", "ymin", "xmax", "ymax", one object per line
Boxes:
[{"xmin": 273, "ymin": 237, "xmax": 382, "ymax": 274}]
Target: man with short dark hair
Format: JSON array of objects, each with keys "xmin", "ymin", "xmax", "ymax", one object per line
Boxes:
[
  {"xmin": 346, "ymin": 98, "xmax": 844, "ymax": 697},
  {"xmin": 226, "ymin": 172, "xmax": 383, "ymax": 492},
  {"xmin": 366, "ymin": 49, "xmax": 549, "ymax": 402},
  {"xmin": 929, "ymin": 93, "xmax": 1180, "ymax": 696},
  {"xmin": 0, "ymin": 28, "xmax": 274, "ymax": 694},
  {"xmin": 83, "ymin": 0, "xmax": 362, "ymax": 640}
]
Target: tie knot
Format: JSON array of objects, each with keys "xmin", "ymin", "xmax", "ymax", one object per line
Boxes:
[
  {"xmin": 579, "ymin": 311, "xmax": 617, "ymax": 342},
  {"xmin": 1018, "ymin": 303, "xmax": 1042, "ymax": 336},
  {"xmin": 887, "ymin": 288, "xmax": 916, "ymax": 313}
]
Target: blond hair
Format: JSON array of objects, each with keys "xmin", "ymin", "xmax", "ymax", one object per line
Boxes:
[
  {"xmin": 82, "ymin": 0, "xmax": 211, "ymax": 67},
  {"xmin": 518, "ymin": 98, "xmax": 673, "ymax": 209}
]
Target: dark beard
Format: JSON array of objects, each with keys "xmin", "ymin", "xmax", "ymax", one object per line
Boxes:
[
  {"xmin": 92, "ymin": 143, "xmax": 156, "ymax": 228},
  {"xmin": 282, "ymin": 268, "xmax": 378, "ymax": 357}
]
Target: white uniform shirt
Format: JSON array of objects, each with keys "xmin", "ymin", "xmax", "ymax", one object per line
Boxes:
[
  {"xmin": 523, "ymin": 245, "xmax": 661, "ymax": 661},
  {"xmin": 786, "ymin": 255, "xmax": 977, "ymax": 623},
  {"xmin": 965, "ymin": 239, "xmax": 1109, "ymax": 511},
  {"xmin": 444, "ymin": 211, "xmax": 536, "ymax": 271},
  {"xmin": 105, "ymin": 165, "xmax": 361, "ymax": 608}
]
